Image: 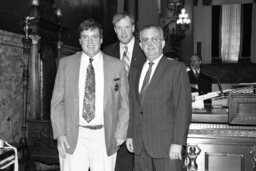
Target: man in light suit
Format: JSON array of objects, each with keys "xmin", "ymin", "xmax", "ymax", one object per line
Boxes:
[
  {"xmin": 51, "ymin": 19, "xmax": 129, "ymax": 171},
  {"xmin": 126, "ymin": 25, "xmax": 192, "ymax": 171},
  {"xmin": 103, "ymin": 12, "xmax": 146, "ymax": 171}
]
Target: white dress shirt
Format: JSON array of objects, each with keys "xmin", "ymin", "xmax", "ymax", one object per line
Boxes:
[
  {"xmin": 79, "ymin": 51, "xmax": 104, "ymax": 126},
  {"xmin": 139, "ymin": 55, "xmax": 163, "ymax": 93}
]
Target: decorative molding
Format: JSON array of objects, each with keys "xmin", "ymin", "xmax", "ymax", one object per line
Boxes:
[
  {"xmin": 189, "ymin": 129, "xmax": 256, "ymax": 138},
  {"xmin": 250, "ymin": 146, "xmax": 256, "ymax": 169},
  {"xmin": 186, "ymin": 145, "xmax": 201, "ymax": 171},
  {"xmin": 189, "ymin": 123, "xmax": 256, "ymax": 130},
  {"xmin": 188, "ymin": 123, "xmax": 256, "ymax": 141}
]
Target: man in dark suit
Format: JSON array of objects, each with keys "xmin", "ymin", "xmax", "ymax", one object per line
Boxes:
[
  {"xmin": 187, "ymin": 54, "xmax": 212, "ymax": 104},
  {"xmin": 126, "ymin": 25, "xmax": 192, "ymax": 171},
  {"xmin": 51, "ymin": 19, "xmax": 129, "ymax": 171},
  {"xmin": 103, "ymin": 12, "xmax": 146, "ymax": 171},
  {"xmin": 103, "ymin": 12, "xmax": 146, "ymax": 77}
]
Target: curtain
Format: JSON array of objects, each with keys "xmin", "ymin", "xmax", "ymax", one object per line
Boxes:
[{"xmin": 221, "ymin": 4, "xmax": 241, "ymax": 63}]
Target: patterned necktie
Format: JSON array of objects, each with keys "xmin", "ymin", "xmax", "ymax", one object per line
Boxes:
[
  {"xmin": 82, "ymin": 58, "xmax": 95, "ymax": 123},
  {"xmin": 139, "ymin": 62, "xmax": 154, "ymax": 104},
  {"xmin": 122, "ymin": 46, "xmax": 130, "ymax": 73}
]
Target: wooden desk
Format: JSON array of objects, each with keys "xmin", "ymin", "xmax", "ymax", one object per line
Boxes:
[{"xmin": 186, "ymin": 94, "xmax": 256, "ymax": 171}]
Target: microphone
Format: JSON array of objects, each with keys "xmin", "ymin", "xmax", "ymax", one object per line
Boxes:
[{"xmin": 200, "ymin": 71, "xmax": 223, "ymax": 95}]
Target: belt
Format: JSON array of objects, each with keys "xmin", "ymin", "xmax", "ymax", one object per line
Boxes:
[{"xmin": 79, "ymin": 125, "xmax": 103, "ymax": 130}]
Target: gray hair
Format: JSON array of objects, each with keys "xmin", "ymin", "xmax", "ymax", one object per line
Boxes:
[
  {"xmin": 139, "ymin": 25, "xmax": 164, "ymax": 41},
  {"xmin": 112, "ymin": 12, "xmax": 135, "ymax": 26}
]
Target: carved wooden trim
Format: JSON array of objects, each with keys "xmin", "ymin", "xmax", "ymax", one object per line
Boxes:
[
  {"xmin": 186, "ymin": 145, "xmax": 201, "ymax": 171},
  {"xmin": 189, "ymin": 123, "xmax": 256, "ymax": 130},
  {"xmin": 188, "ymin": 123, "xmax": 256, "ymax": 142},
  {"xmin": 250, "ymin": 146, "xmax": 256, "ymax": 169}
]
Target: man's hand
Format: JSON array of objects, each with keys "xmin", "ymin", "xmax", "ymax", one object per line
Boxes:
[
  {"xmin": 57, "ymin": 135, "xmax": 70, "ymax": 159},
  {"xmin": 116, "ymin": 139, "xmax": 125, "ymax": 146},
  {"xmin": 169, "ymin": 144, "xmax": 182, "ymax": 160},
  {"xmin": 126, "ymin": 138, "xmax": 134, "ymax": 153}
]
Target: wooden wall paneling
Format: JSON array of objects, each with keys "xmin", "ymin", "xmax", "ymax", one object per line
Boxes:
[{"xmin": 193, "ymin": 2, "xmax": 212, "ymax": 63}]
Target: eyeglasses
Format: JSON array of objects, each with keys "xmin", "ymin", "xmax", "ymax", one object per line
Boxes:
[{"xmin": 141, "ymin": 37, "xmax": 162, "ymax": 44}]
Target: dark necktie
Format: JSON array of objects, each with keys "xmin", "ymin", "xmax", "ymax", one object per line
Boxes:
[
  {"xmin": 82, "ymin": 58, "xmax": 95, "ymax": 123},
  {"xmin": 195, "ymin": 70, "xmax": 199, "ymax": 79},
  {"xmin": 139, "ymin": 62, "xmax": 154, "ymax": 104},
  {"xmin": 122, "ymin": 46, "xmax": 129, "ymax": 73}
]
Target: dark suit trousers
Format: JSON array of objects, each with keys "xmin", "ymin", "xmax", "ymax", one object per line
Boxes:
[
  {"xmin": 134, "ymin": 141, "xmax": 184, "ymax": 171},
  {"xmin": 115, "ymin": 143, "xmax": 134, "ymax": 171}
]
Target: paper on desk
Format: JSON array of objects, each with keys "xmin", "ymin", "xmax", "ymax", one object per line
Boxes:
[
  {"xmin": 192, "ymin": 100, "xmax": 204, "ymax": 109},
  {"xmin": 191, "ymin": 92, "xmax": 204, "ymax": 109},
  {"xmin": 195, "ymin": 91, "xmax": 219, "ymax": 101}
]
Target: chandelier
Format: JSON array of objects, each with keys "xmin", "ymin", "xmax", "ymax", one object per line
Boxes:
[
  {"xmin": 162, "ymin": 0, "xmax": 191, "ymax": 40},
  {"xmin": 176, "ymin": 8, "xmax": 191, "ymax": 38}
]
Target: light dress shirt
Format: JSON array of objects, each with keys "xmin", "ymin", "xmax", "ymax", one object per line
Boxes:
[
  {"xmin": 139, "ymin": 55, "xmax": 163, "ymax": 93},
  {"xmin": 192, "ymin": 68, "xmax": 200, "ymax": 76}
]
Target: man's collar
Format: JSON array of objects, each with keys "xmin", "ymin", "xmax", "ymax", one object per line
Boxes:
[
  {"xmin": 81, "ymin": 51, "xmax": 102, "ymax": 62},
  {"xmin": 146, "ymin": 54, "xmax": 163, "ymax": 65},
  {"xmin": 120, "ymin": 36, "xmax": 135, "ymax": 49}
]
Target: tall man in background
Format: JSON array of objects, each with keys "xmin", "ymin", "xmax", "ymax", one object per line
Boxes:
[
  {"xmin": 103, "ymin": 12, "xmax": 146, "ymax": 171},
  {"xmin": 126, "ymin": 25, "xmax": 192, "ymax": 171},
  {"xmin": 51, "ymin": 18, "xmax": 129, "ymax": 171}
]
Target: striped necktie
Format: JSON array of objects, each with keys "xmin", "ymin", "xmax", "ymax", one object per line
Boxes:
[
  {"xmin": 82, "ymin": 58, "xmax": 95, "ymax": 123},
  {"xmin": 122, "ymin": 45, "xmax": 129, "ymax": 73}
]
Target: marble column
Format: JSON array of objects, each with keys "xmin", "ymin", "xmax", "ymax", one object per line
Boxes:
[{"xmin": 29, "ymin": 35, "xmax": 41, "ymax": 119}]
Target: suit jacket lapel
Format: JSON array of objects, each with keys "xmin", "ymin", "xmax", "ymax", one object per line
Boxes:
[
  {"xmin": 72, "ymin": 53, "xmax": 82, "ymax": 100},
  {"xmin": 103, "ymin": 54, "xmax": 111, "ymax": 110},
  {"xmin": 130, "ymin": 39, "xmax": 141, "ymax": 67},
  {"xmin": 114, "ymin": 42, "xmax": 121, "ymax": 59},
  {"xmin": 143, "ymin": 57, "xmax": 167, "ymax": 102},
  {"xmin": 135, "ymin": 64, "xmax": 144, "ymax": 104}
]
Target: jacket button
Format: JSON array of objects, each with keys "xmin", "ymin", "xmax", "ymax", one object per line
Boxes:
[{"xmin": 140, "ymin": 112, "xmax": 143, "ymax": 115}]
